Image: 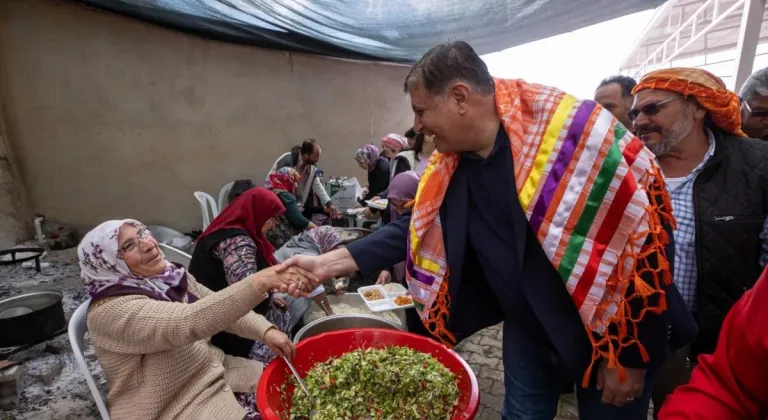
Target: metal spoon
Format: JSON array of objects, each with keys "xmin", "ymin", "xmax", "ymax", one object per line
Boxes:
[{"xmin": 282, "ymin": 356, "xmax": 316, "ymax": 418}]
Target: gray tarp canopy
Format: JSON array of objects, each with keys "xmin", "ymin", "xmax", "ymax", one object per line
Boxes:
[{"xmin": 74, "ymin": 0, "xmax": 665, "ymax": 62}]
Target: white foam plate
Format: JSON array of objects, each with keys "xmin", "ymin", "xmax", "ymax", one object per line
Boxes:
[
  {"xmin": 358, "ymin": 285, "xmax": 414, "ymax": 312},
  {"xmin": 365, "ymin": 199, "xmax": 388, "ymax": 210}
]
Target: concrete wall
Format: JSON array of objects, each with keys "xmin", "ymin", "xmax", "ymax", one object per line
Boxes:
[
  {"xmin": 0, "ymin": 0, "xmax": 413, "ymax": 233},
  {"xmin": 0, "ymin": 101, "xmax": 29, "ymax": 248}
]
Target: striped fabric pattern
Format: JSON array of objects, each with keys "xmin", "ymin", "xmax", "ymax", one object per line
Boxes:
[{"xmin": 406, "ymin": 78, "xmax": 666, "ymax": 344}]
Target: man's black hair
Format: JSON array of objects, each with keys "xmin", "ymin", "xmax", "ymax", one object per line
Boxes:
[
  {"xmin": 596, "ymin": 75, "xmax": 637, "ymax": 98},
  {"xmin": 300, "ymin": 139, "xmax": 317, "ymax": 156}
]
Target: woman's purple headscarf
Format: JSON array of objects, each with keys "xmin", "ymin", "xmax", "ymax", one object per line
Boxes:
[
  {"xmin": 387, "ymin": 171, "xmax": 420, "ymax": 220},
  {"xmin": 387, "ymin": 171, "xmax": 420, "ymax": 283}
]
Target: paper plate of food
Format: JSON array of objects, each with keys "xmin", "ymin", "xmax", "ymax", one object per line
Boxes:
[
  {"xmin": 357, "ymin": 285, "xmax": 414, "ymax": 311},
  {"xmin": 365, "ymin": 198, "xmax": 388, "ymax": 210}
]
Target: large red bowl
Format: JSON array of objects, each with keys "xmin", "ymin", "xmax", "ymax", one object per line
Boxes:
[{"xmin": 257, "ymin": 328, "xmax": 480, "ymax": 419}]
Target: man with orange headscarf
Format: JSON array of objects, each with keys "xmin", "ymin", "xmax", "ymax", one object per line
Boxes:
[{"xmin": 631, "ymin": 67, "xmax": 768, "ymax": 416}]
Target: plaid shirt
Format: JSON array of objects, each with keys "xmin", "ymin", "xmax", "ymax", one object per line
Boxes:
[{"xmin": 667, "ymin": 131, "xmax": 768, "ymax": 310}]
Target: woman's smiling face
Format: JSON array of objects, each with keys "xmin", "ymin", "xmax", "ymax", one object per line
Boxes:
[{"xmin": 117, "ymin": 223, "xmax": 167, "ymax": 276}]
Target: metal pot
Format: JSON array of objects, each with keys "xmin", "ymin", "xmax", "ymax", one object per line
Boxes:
[
  {"xmin": 294, "ymin": 313, "xmax": 404, "ymax": 343},
  {"xmin": 334, "ymin": 227, "xmax": 373, "ymax": 245},
  {"xmin": 0, "ymin": 291, "xmax": 65, "ymax": 347}
]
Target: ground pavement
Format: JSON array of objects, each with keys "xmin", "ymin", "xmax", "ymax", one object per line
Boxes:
[{"xmin": 454, "ymin": 324, "xmax": 653, "ymax": 420}]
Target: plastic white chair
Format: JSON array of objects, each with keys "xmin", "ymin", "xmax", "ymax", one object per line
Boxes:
[
  {"xmin": 68, "ymin": 299, "xmax": 110, "ymax": 420},
  {"xmin": 159, "ymin": 243, "xmax": 192, "ymax": 268},
  {"xmin": 193, "ymin": 191, "xmax": 218, "ymax": 230},
  {"xmin": 217, "ymin": 181, "xmax": 234, "ymax": 213}
]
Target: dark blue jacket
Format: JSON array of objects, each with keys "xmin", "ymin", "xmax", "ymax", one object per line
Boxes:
[{"xmin": 348, "ymin": 149, "xmax": 696, "ymax": 378}]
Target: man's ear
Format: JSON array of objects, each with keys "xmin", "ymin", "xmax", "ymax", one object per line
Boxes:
[{"xmin": 450, "ymin": 82, "xmax": 471, "ymax": 116}]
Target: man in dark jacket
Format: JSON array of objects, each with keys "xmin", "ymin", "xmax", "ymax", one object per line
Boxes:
[
  {"xmin": 631, "ymin": 67, "xmax": 768, "ymax": 416},
  {"xmin": 268, "ymin": 139, "xmax": 338, "ymax": 220},
  {"xmin": 739, "ymin": 67, "xmax": 768, "ymax": 141},
  {"xmin": 279, "ymin": 42, "xmax": 696, "ymax": 419}
]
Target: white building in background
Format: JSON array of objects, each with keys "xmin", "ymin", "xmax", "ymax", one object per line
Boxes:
[{"xmin": 620, "ymin": 0, "xmax": 768, "ymax": 92}]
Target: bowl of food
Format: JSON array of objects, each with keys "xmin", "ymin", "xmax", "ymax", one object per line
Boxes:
[{"xmin": 257, "ymin": 328, "xmax": 480, "ymax": 419}]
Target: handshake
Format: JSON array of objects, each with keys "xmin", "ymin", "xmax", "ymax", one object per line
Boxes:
[{"xmin": 249, "ymin": 248, "xmax": 356, "ymax": 297}]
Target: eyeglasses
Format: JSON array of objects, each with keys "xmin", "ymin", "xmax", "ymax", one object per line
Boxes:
[
  {"xmin": 119, "ymin": 227, "xmax": 152, "ymax": 254},
  {"xmin": 628, "ymin": 96, "xmax": 682, "ymax": 122},
  {"xmin": 741, "ymin": 99, "xmax": 768, "ymax": 118}
]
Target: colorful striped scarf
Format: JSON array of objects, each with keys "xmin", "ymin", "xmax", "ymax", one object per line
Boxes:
[{"xmin": 406, "ymin": 79, "xmax": 674, "ymax": 385}]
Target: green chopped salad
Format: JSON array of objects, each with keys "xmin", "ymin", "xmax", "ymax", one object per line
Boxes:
[{"xmin": 290, "ymin": 346, "xmax": 460, "ymax": 420}]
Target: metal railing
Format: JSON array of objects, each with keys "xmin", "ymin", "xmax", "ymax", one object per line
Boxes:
[{"xmin": 628, "ymin": 0, "xmax": 747, "ymax": 78}]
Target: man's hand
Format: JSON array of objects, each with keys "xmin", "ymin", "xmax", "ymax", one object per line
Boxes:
[
  {"xmin": 276, "ymin": 248, "xmax": 359, "ymax": 285},
  {"xmin": 376, "ymin": 270, "xmax": 392, "ymax": 285},
  {"xmin": 250, "ymin": 265, "xmax": 319, "ymax": 298},
  {"xmin": 597, "ymin": 360, "xmax": 646, "ymax": 406},
  {"xmin": 276, "ymin": 254, "xmax": 331, "ymax": 282},
  {"xmin": 263, "ymin": 328, "xmax": 295, "ymax": 360}
]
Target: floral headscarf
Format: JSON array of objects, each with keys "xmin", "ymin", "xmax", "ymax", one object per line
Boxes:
[
  {"xmin": 355, "ymin": 144, "xmax": 381, "ymax": 172},
  {"xmin": 265, "ymin": 167, "xmax": 301, "ymax": 194},
  {"xmin": 381, "ymin": 134, "xmax": 408, "ymax": 154},
  {"xmin": 306, "ymin": 226, "xmax": 343, "ymax": 253},
  {"xmin": 273, "ymin": 226, "xmax": 342, "ymax": 263},
  {"xmin": 78, "ymin": 220, "xmax": 196, "ymax": 303}
]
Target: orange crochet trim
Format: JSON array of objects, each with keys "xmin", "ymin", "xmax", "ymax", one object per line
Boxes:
[
  {"xmin": 581, "ymin": 163, "xmax": 676, "ymax": 386},
  {"xmin": 424, "ymin": 273, "xmax": 457, "ymax": 347}
]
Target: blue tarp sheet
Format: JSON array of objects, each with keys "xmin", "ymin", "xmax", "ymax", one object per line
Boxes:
[{"xmin": 74, "ymin": 0, "xmax": 665, "ymax": 62}]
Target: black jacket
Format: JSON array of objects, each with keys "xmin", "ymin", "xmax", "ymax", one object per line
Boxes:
[
  {"xmin": 347, "ymin": 124, "xmax": 696, "ymax": 377},
  {"xmin": 360, "ymin": 158, "xmax": 390, "ymax": 203},
  {"xmin": 690, "ymin": 129, "xmax": 768, "ymax": 356}
]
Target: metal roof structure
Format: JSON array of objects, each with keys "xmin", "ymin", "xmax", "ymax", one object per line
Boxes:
[{"xmin": 619, "ymin": 0, "xmax": 768, "ymax": 91}]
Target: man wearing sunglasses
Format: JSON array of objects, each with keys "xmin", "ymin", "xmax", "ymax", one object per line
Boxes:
[
  {"xmin": 631, "ymin": 67, "xmax": 768, "ymax": 417},
  {"xmin": 739, "ymin": 67, "xmax": 768, "ymax": 140}
]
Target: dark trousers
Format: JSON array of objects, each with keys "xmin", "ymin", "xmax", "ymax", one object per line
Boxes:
[
  {"xmin": 651, "ymin": 346, "xmax": 692, "ymax": 418},
  {"xmin": 502, "ymin": 321, "xmax": 654, "ymax": 420}
]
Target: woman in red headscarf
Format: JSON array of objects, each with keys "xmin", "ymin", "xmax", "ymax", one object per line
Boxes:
[
  {"xmin": 264, "ymin": 167, "xmax": 316, "ymax": 249},
  {"xmin": 189, "ymin": 188, "xmax": 293, "ymax": 371}
]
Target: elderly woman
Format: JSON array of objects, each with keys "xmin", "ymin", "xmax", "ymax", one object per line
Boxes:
[
  {"xmin": 355, "ymin": 144, "xmax": 390, "ymax": 205},
  {"xmin": 274, "ymin": 226, "xmax": 344, "ymax": 330},
  {"xmin": 263, "ymin": 167, "xmax": 316, "ymax": 248},
  {"xmin": 189, "ymin": 188, "xmax": 295, "ymax": 368},
  {"xmin": 79, "ymin": 219, "xmax": 314, "ymax": 420}
]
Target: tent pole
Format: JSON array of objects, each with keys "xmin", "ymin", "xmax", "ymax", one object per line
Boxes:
[{"xmin": 732, "ymin": 0, "xmax": 766, "ymax": 92}]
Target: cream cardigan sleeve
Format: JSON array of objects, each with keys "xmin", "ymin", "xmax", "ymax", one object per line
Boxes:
[
  {"xmin": 87, "ymin": 275, "xmax": 270, "ymax": 354},
  {"xmin": 187, "ymin": 275, "xmax": 276, "ymax": 342}
]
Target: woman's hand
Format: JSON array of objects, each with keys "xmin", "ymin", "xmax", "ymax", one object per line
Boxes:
[
  {"xmin": 363, "ymin": 208, "xmax": 377, "ymax": 219},
  {"xmin": 249, "ymin": 265, "xmax": 319, "ymax": 297},
  {"xmin": 273, "ymin": 295, "xmax": 287, "ymax": 310},
  {"xmin": 375, "ymin": 270, "xmax": 392, "ymax": 285},
  {"xmin": 263, "ymin": 328, "xmax": 296, "ymax": 360}
]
